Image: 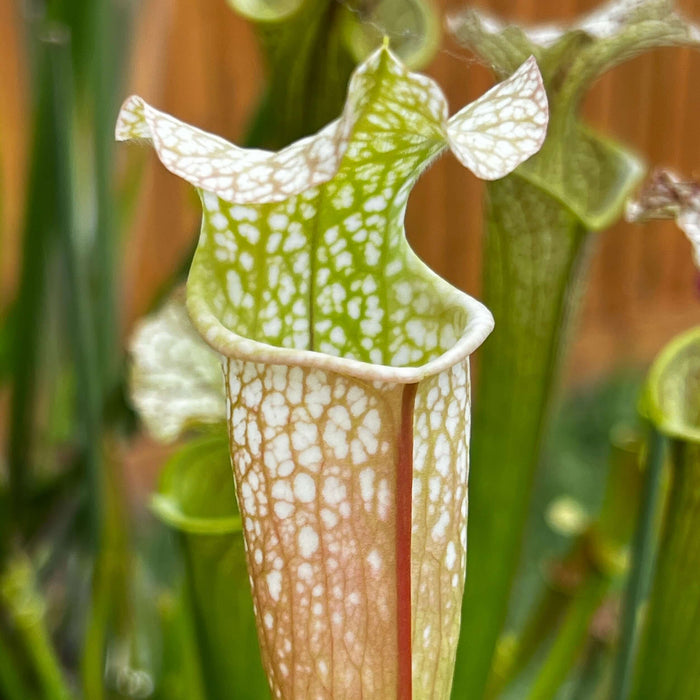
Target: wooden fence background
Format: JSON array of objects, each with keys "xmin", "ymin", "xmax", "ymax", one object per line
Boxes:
[{"xmin": 1, "ymin": 0, "xmax": 699, "ymax": 387}]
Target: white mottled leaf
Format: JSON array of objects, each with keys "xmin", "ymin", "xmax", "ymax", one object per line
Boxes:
[
  {"xmin": 627, "ymin": 169, "xmax": 700, "ymax": 268},
  {"xmin": 116, "ymin": 96, "xmax": 353, "ymax": 204},
  {"xmin": 129, "ymin": 292, "xmax": 226, "ymax": 443},
  {"xmin": 447, "ymin": 56, "xmax": 548, "ymax": 180}
]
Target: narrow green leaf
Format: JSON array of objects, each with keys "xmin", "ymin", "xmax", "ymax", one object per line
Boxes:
[
  {"xmin": 0, "ymin": 305, "xmax": 16, "ymax": 385},
  {"xmin": 8, "ymin": 33, "xmax": 57, "ymax": 530},
  {"xmin": 0, "ymin": 627, "xmax": 36, "ymax": 700}
]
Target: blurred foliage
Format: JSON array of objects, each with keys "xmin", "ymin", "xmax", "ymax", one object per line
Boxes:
[
  {"xmin": 1, "ymin": 1, "xmax": 699, "ymax": 699},
  {"xmin": 498, "ymin": 373, "xmax": 644, "ymax": 700},
  {"xmin": 238, "ymin": 0, "xmax": 439, "ymax": 148},
  {"xmin": 628, "ymin": 328, "xmax": 700, "ymax": 698}
]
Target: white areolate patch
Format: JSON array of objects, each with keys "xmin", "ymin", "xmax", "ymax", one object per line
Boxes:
[
  {"xmin": 226, "ymin": 360, "xmax": 406, "ymax": 698},
  {"xmin": 411, "ymin": 359, "xmax": 471, "ymax": 699}
]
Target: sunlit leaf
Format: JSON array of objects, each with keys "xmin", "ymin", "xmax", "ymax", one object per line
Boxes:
[{"xmin": 118, "ymin": 45, "xmax": 547, "ymax": 697}]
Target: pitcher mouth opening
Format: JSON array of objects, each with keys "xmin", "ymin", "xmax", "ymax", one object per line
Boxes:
[
  {"xmin": 642, "ymin": 326, "xmax": 700, "ymax": 444},
  {"xmin": 187, "ymin": 237, "xmax": 493, "ymax": 385}
]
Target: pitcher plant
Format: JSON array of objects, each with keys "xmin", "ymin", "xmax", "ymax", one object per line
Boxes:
[
  {"xmin": 447, "ymin": 3, "xmax": 700, "ymax": 694},
  {"xmin": 120, "ymin": 44, "xmax": 548, "ymax": 698},
  {"xmin": 620, "ymin": 168, "xmax": 700, "ymax": 698}
]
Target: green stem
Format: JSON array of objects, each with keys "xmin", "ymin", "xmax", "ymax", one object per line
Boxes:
[
  {"xmin": 611, "ymin": 427, "xmax": 666, "ymax": 700},
  {"xmin": 154, "ymin": 588, "xmax": 207, "ymax": 700},
  {"xmin": 11, "ymin": 610, "xmax": 70, "ymax": 700},
  {"xmin": 571, "ymin": 638, "xmax": 609, "ymax": 700},
  {"xmin": 154, "ymin": 434, "xmax": 268, "ymax": 699},
  {"xmin": 528, "ymin": 574, "xmax": 607, "ymax": 700},
  {"xmin": 1, "ymin": 557, "xmax": 72, "ymax": 700},
  {"xmin": 487, "ymin": 425, "xmax": 643, "ymax": 698},
  {"xmin": 453, "ymin": 175, "xmax": 591, "ymax": 699},
  {"xmin": 486, "ymin": 583, "xmax": 572, "ymax": 699},
  {"xmin": 0, "ymin": 627, "xmax": 36, "ymax": 700},
  {"xmin": 630, "ymin": 439, "xmax": 700, "ymax": 698}
]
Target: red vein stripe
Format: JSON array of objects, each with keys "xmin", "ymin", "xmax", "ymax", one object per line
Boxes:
[{"xmin": 397, "ymin": 382, "xmax": 418, "ymax": 700}]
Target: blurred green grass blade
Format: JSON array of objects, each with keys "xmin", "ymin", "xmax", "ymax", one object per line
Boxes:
[
  {"xmin": 1, "ymin": 554, "xmax": 73, "ymax": 700},
  {"xmin": 571, "ymin": 637, "xmax": 611, "ymax": 700},
  {"xmin": 0, "ymin": 305, "xmax": 16, "ymax": 384},
  {"xmin": 7, "ymin": 31, "xmax": 58, "ymax": 533},
  {"xmin": 611, "ymin": 427, "xmax": 666, "ymax": 700},
  {"xmin": 81, "ymin": 445, "xmax": 138, "ymax": 700},
  {"xmin": 527, "ymin": 575, "xmax": 608, "ymax": 700},
  {"xmin": 0, "ymin": 627, "xmax": 37, "ymax": 700},
  {"xmin": 47, "ymin": 24, "xmax": 103, "ymax": 547},
  {"xmin": 90, "ymin": 0, "xmax": 120, "ymax": 395},
  {"xmin": 44, "ymin": 25, "xmax": 116, "ymax": 700}
]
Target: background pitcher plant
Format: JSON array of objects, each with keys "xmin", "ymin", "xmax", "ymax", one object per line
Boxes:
[
  {"xmin": 447, "ymin": 3, "xmax": 700, "ymax": 695},
  {"xmin": 118, "ymin": 45, "xmax": 548, "ymax": 698}
]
